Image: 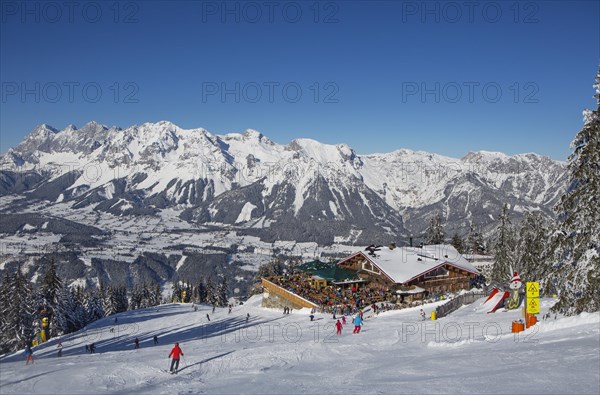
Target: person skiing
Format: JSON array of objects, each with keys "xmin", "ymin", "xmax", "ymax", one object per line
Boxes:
[
  {"xmin": 212, "ymin": 305, "xmax": 216, "ymax": 313},
  {"xmin": 246, "ymin": 313, "xmax": 250, "ymax": 322},
  {"xmin": 341, "ymin": 316, "xmax": 346, "ymax": 325},
  {"xmin": 90, "ymin": 343, "xmax": 96, "ymax": 353},
  {"xmin": 206, "ymin": 313, "xmax": 211, "ymax": 322},
  {"xmin": 134, "ymin": 338, "xmax": 140, "ymax": 349},
  {"xmin": 335, "ymin": 319, "xmax": 342, "ymax": 335},
  {"xmin": 353, "ymin": 314, "xmax": 363, "ymax": 334},
  {"xmin": 153, "ymin": 335, "xmax": 158, "ymax": 345},
  {"xmin": 420, "ymin": 309, "xmax": 426, "ymax": 321},
  {"xmin": 24, "ymin": 344, "xmax": 34, "ymax": 365},
  {"xmin": 57, "ymin": 342, "xmax": 63, "ymax": 357},
  {"xmin": 114, "ymin": 317, "xmax": 118, "ymax": 325},
  {"xmin": 168, "ymin": 342, "xmax": 184, "ymax": 374}
]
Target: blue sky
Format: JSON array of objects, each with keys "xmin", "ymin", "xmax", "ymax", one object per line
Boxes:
[{"xmin": 1, "ymin": 0, "xmax": 598, "ymax": 159}]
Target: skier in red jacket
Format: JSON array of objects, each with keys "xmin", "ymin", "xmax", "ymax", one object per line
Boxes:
[
  {"xmin": 335, "ymin": 319, "xmax": 342, "ymax": 335},
  {"xmin": 168, "ymin": 343, "xmax": 184, "ymax": 374}
]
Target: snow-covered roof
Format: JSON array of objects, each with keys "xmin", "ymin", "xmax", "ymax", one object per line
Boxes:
[{"xmin": 340, "ymin": 244, "xmax": 479, "ymax": 284}]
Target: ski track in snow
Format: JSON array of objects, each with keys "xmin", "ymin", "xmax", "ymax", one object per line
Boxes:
[{"xmin": 1, "ymin": 297, "xmax": 599, "ymax": 394}]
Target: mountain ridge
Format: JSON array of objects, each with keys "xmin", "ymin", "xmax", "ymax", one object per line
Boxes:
[{"xmin": 1, "ymin": 121, "xmax": 567, "ymax": 244}]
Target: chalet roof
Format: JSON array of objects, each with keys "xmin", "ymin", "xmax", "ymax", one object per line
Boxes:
[{"xmin": 338, "ymin": 244, "xmax": 479, "ymax": 284}]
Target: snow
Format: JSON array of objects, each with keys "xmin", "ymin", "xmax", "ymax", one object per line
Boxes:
[
  {"xmin": 235, "ymin": 202, "xmax": 257, "ymax": 223},
  {"xmin": 0, "ymin": 297, "xmax": 598, "ymax": 394},
  {"xmin": 21, "ymin": 224, "xmax": 36, "ymax": 231},
  {"xmin": 175, "ymin": 255, "xmax": 187, "ymax": 271}
]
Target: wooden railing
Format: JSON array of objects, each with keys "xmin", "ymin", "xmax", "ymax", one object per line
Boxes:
[
  {"xmin": 261, "ymin": 278, "xmax": 319, "ymax": 309},
  {"xmin": 435, "ymin": 292, "xmax": 487, "ymax": 319}
]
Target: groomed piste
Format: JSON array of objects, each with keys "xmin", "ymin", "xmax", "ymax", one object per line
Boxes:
[{"xmin": 1, "ymin": 295, "xmax": 598, "ymax": 394}]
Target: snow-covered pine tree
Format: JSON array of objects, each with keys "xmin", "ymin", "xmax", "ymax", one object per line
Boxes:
[
  {"xmin": 103, "ymin": 286, "xmax": 119, "ymax": 316},
  {"xmin": 205, "ymin": 277, "xmax": 216, "ymax": 306},
  {"xmin": 171, "ymin": 281, "xmax": 182, "ymax": 303},
  {"xmin": 150, "ymin": 283, "xmax": 162, "ymax": 307},
  {"xmin": 0, "ymin": 273, "xmax": 12, "ymax": 353},
  {"xmin": 116, "ymin": 286, "xmax": 129, "ymax": 313},
  {"xmin": 39, "ymin": 259, "xmax": 62, "ymax": 335},
  {"xmin": 130, "ymin": 284, "xmax": 142, "ymax": 310},
  {"xmin": 490, "ymin": 203, "xmax": 516, "ymax": 283},
  {"xmin": 516, "ymin": 211, "xmax": 550, "ymax": 282},
  {"xmin": 466, "ymin": 224, "xmax": 486, "ymax": 255},
  {"xmin": 139, "ymin": 283, "xmax": 151, "ymax": 309},
  {"xmin": 425, "ymin": 212, "xmax": 445, "ymax": 244},
  {"xmin": 549, "ymin": 70, "xmax": 600, "ymax": 315},
  {"xmin": 52, "ymin": 281, "xmax": 77, "ymax": 335},
  {"xmin": 451, "ymin": 232, "xmax": 465, "ymax": 254},
  {"xmin": 2, "ymin": 268, "xmax": 35, "ymax": 351},
  {"xmin": 86, "ymin": 288, "xmax": 105, "ymax": 322},
  {"xmin": 216, "ymin": 276, "xmax": 229, "ymax": 307}
]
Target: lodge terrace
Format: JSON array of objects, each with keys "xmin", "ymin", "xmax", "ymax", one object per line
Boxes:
[{"xmin": 261, "ymin": 244, "xmax": 480, "ymax": 312}]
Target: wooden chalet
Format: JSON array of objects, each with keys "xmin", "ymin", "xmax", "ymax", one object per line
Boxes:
[{"xmin": 337, "ymin": 244, "xmax": 479, "ymax": 296}]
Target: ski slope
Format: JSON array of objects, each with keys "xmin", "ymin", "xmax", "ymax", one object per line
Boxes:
[{"xmin": 1, "ymin": 296, "xmax": 599, "ymax": 394}]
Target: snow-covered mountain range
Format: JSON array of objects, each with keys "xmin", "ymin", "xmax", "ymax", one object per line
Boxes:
[
  {"xmin": 1, "ymin": 121, "xmax": 567, "ymax": 240},
  {"xmin": 0, "ymin": 122, "xmax": 566, "ymax": 295}
]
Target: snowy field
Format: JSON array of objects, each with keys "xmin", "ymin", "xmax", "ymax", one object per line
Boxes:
[{"xmin": 1, "ymin": 297, "xmax": 598, "ymax": 395}]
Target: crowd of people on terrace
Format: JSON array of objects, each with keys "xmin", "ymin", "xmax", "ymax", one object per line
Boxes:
[{"xmin": 266, "ymin": 272, "xmax": 424, "ymax": 314}]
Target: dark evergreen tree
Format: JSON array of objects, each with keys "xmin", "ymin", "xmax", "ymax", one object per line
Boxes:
[
  {"xmin": 216, "ymin": 276, "xmax": 229, "ymax": 307},
  {"xmin": 1, "ymin": 268, "xmax": 35, "ymax": 352},
  {"xmin": 516, "ymin": 211, "xmax": 550, "ymax": 282},
  {"xmin": 491, "ymin": 203, "xmax": 516, "ymax": 283},
  {"xmin": 171, "ymin": 281, "xmax": 182, "ymax": 303},
  {"xmin": 425, "ymin": 212, "xmax": 445, "ymax": 244},
  {"xmin": 549, "ymin": 70, "xmax": 600, "ymax": 315},
  {"xmin": 196, "ymin": 277, "xmax": 208, "ymax": 304},
  {"xmin": 466, "ymin": 224, "xmax": 486, "ymax": 255},
  {"xmin": 451, "ymin": 232, "xmax": 466, "ymax": 254},
  {"xmin": 205, "ymin": 277, "xmax": 217, "ymax": 306}
]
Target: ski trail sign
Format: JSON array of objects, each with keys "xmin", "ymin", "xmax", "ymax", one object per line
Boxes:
[
  {"xmin": 526, "ymin": 282, "xmax": 539, "ymax": 298},
  {"xmin": 526, "ymin": 296, "xmax": 540, "ymax": 314}
]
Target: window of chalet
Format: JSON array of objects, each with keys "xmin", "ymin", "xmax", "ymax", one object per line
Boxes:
[{"xmin": 424, "ymin": 266, "xmax": 449, "ymax": 279}]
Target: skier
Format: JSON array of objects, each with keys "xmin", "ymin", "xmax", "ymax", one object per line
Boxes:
[
  {"xmin": 114, "ymin": 317, "xmax": 118, "ymax": 325},
  {"xmin": 229, "ymin": 305, "xmax": 232, "ymax": 314},
  {"xmin": 335, "ymin": 319, "xmax": 342, "ymax": 335},
  {"xmin": 168, "ymin": 342, "xmax": 184, "ymax": 374},
  {"xmin": 57, "ymin": 342, "xmax": 63, "ymax": 357},
  {"xmin": 90, "ymin": 343, "xmax": 96, "ymax": 353},
  {"xmin": 206, "ymin": 313, "xmax": 211, "ymax": 322},
  {"xmin": 310, "ymin": 314, "xmax": 315, "ymax": 321},
  {"xmin": 341, "ymin": 316, "xmax": 346, "ymax": 325},
  {"xmin": 85, "ymin": 344, "xmax": 90, "ymax": 353},
  {"xmin": 246, "ymin": 313, "xmax": 250, "ymax": 322},
  {"xmin": 24, "ymin": 344, "xmax": 34, "ymax": 365},
  {"xmin": 420, "ymin": 309, "xmax": 426, "ymax": 321},
  {"xmin": 134, "ymin": 338, "xmax": 140, "ymax": 349},
  {"xmin": 353, "ymin": 314, "xmax": 363, "ymax": 334},
  {"xmin": 212, "ymin": 305, "xmax": 216, "ymax": 313},
  {"xmin": 153, "ymin": 335, "xmax": 159, "ymax": 345}
]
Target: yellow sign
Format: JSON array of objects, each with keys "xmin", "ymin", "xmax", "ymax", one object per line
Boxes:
[
  {"xmin": 526, "ymin": 282, "xmax": 539, "ymax": 298},
  {"xmin": 526, "ymin": 297, "xmax": 540, "ymax": 314}
]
